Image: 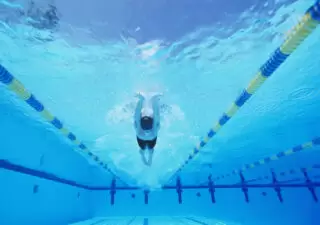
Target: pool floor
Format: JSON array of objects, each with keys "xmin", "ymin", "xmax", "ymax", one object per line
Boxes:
[{"xmin": 70, "ymin": 216, "xmax": 232, "ymax": 225}]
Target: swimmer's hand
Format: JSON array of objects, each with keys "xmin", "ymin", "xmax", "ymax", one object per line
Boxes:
[
  {"xmin": 153, "ymin": 92, "xmax": 163, "ymax": 97},
  {"xmin": 151, "ymin": 92, "xmax": 163, "ymax": 101},
  {"xmin": 135, "ymin": 92, "xmax": 145, "ymax": 100}
]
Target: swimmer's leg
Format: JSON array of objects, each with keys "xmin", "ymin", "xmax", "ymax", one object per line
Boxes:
[
  {"xmin": 137, "ymin": 137, "xmax": 149, "ymax": 166},
  {"xmin": 146, "ymin": 138, "xmax": 156, "ymax": 166},
  {"xmin": 139, "ymin": 149, "xmax": 149, "ymax": 166},
  {"xmin": 147, "ymin": 149, "xmax": 154, "ymax": 166}
]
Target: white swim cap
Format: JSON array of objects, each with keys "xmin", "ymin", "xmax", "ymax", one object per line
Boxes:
[{"xmin": 141, "ymin": 107, "xmax": 153, "ymax": 117}]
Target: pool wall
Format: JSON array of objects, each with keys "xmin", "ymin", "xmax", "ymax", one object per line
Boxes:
[{"xmin": 0, "ymin": 97, "xmax": 93, "ymax": 225}]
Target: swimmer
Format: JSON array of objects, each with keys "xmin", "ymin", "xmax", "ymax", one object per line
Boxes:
[{"xmin": 134, "ymin": 92, "xmax": 162, "ymax": 166}]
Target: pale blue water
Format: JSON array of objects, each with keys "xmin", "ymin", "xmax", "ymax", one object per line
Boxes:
[{"xmin": 0, "ymin": 0, "xmax": 320, "ymax": 224}]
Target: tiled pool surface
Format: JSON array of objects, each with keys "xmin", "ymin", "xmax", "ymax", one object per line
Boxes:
[{"xmin": 70, "ymin": 216, "xmax": 236, "ymax": 225}]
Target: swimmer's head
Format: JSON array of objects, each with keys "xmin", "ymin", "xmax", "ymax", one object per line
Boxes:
[
  {"xmin": 141, "ymin": 107, "xmax": 153, "ymax": 117},
  {"xmin": 140, "ymin": 116, "xmax": 153, "ymax": 130}
]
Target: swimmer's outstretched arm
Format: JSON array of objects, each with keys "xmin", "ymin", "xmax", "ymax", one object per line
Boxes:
[
  {"xmin": 151, "ymin": 93, "xmax": 162, "ymax": 130},
  {"xmin": 134, "ymin": 92, "xmax": 145, "ymax": 130}
]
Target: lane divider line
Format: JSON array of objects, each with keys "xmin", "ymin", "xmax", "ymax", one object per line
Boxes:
[
  {"xmin": 0, "ymin": 64, "xmax": 125, "ymax": 183},
  {"xmin": 167, "ymin": 1, "xmax": 320, "ymax": 181},
  {"xmin": 214, "ymin": 137, "xmax": 320, "ymax": 181}
]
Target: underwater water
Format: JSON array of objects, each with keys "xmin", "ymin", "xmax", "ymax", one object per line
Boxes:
[{"xmin": 0, "ymin": 0, "xmax": 320, "ymax": 224}]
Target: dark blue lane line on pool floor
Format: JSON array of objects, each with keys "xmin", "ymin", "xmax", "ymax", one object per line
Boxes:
[
  {"xmin": 127, "ymin": 217, "xmax": 136, "ymax": 225},
  {"xmin": 185, "ymin": 217, "xmax": 209, "ymax": 225},
  {"xmin": 88, "ymin": 217, "xmax": 136, "ymax": 225},
  {"xmin": 143, "ymin": 218, "xmax": 149, "ymax": 225},
  {"xmin": 90, "ymin": 219, "xmax": 108, "ymax": 225},
  {"xmin": 0, "ymin": 159, "xmax": 96, "ymax": 190}
]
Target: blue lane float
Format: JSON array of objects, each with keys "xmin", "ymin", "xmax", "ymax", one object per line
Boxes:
[
  {"xmin": 231, "ymin": 164, "xmax": 320, "ymax": 186},
  {"xmin": 213, "ymin": 137, "xmax": 320, "ymax": 182}
]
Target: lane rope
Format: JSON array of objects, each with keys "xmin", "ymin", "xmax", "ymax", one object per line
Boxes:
[
  {"xmin": 167, "ymin": 1, "xmax": 320, "ymax": 181},
  {"xmin": 0, "ymin": 65, "xmax": 125, "ymax": 183}
]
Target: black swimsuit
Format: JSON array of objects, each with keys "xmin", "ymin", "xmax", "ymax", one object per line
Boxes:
[{"xmin": 137, "ymin": 137, "xmax": 157, "ymax": 150}]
